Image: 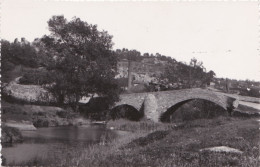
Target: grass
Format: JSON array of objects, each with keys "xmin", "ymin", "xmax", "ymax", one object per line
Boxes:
[
  {"xmin": 104, "ymin": 117, "xmax": 259, "ymax": 167},
  {"xmin": 7, "ymin": 116, "xmax": 259, "ymax": 167},
  {"xmin": 2, "ymin": 65, "xmax": 34, "ymax": 83},
  {"xmin": 107, "ymin": 119, "xmax": 176, "ymax": 132}
]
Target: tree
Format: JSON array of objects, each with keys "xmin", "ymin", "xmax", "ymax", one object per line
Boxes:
[
  {"xmin": 205, "ymin": 70, "xmax": 216, "ymax": 85},
  {"xmin": 1, "ymin": 38, "xmax": 38, "ymax": 68},
  {"xmin": 1, "ymin": 40, "xmax": 15, "ymax": 83},
  {"xmin": 161, "ymin": 62, "xmax": 190, "ymax": 89},
  {"xmin": 1, "ymin": 39, "xmax": 41, "ymax": 83},
  {"xmin": 40, "ymin": 15, "xmax": 120, "ymax": 111},
  {"xmin": 115, "ymin": 48, "xmax": 142, "ymax": 61},
  {"xmin": 160, "ymin": 57, "xmax": 212, "ymax": 89}
]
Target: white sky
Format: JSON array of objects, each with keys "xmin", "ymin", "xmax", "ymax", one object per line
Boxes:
[{"xmin": 1, "ymin": 0, "xmax": 260, "ymax": 81}]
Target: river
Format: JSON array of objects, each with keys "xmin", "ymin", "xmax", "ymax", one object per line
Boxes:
[{"xmin": 2, "ymin": 125, "xmax": 128, "ymax": 165}]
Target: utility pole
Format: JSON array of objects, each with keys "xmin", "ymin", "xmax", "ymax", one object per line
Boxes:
[
  {"xmin": 127, "ymin": 61, "xmax": 133, "ymax": 90},
  {"xmin": 226, "ymin": 78, "xmax": 230, "ymax": 93},
  {"xmin": 189, "ymin": 68, "xmax": 191, "ymax": 88}
]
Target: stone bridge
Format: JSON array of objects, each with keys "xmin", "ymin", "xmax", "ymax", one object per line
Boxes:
[{"xmin": 113, "ymin": 88, "xmax": 239, "ymax": 122}]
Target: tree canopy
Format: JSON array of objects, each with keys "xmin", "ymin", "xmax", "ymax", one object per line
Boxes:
[
  {"xmin": 40, "ymin": 15, "xmax": 120, "ymax": 109},
  {"xmin": 161, "ymin": 58, "xmax": 215, "ymax": 89},
  {"xmin": 1, "ymin": 38, "xmax": 39, "ymax": 68}
]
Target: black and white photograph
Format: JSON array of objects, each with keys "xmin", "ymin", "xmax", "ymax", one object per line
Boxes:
[{"xmin": 1, "ymin": 0, "xmax": 260, "ymax": 166}]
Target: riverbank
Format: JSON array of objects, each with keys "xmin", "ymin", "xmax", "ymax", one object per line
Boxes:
[
  {"xmin": 2, "ymin": 100, "xmax": 90, "ymax": 126},
  {"xmin": 1, "ymin": 100, "xmax": 91, "ymax": 144},
  {"xmin": 12, "ymin": 115, "xmax": 259, "ymax": 167}
]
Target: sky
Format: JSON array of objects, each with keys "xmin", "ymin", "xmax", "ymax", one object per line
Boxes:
[{"xmin": 1, "ymin": 0, "xmax": 260, "ymax": 81}]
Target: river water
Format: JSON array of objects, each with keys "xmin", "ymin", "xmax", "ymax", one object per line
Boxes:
[{"xmin": 2, "ymin": 125, "xmax": 127, "ymax": 165}]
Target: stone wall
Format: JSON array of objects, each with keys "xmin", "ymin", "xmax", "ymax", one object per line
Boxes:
[{"xmin": 3, "ymin": 83, "xmax": 55, "ymax": 103}]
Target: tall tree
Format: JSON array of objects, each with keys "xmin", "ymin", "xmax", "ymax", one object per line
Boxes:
[{"xmin": 40, "ymin": 15, "xmax": 120, "ymax": 110}]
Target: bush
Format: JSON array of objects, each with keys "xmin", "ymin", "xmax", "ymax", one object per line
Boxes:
[
  {"xmin": 79, "ymin": 97, "xmax": 111, "ymax": 120},
  {"xmin": 19, "ymin": 69, "xmax": 51, "ymax": 85},
  {"xmin": 1, "ymin": 126, "xmax": 23, "ymax": 143},
  {"xmin": 246, "ymin": 88, "xmax": 260, "ymax": 98},
  {"xmin": 110, "ymin": 104, "xmax": 142, "ymax": 121},
  {"xmin": 33, "ymin": 118, "xmax": 49, "ymax": 127}
]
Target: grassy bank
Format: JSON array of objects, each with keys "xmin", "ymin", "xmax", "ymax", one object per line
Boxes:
[
  {"xmin": 1, "ymin": 100, "xmax": 90, "ymax": 128},
  {"xmin": 13, "ymin": 116, "xmax": 259, "ymax": 167},
  {"xmin": 107, "ymin": 119, "xmax": 176, "ymax": 132}
]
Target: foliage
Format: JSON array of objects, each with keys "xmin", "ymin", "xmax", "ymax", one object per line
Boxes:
[
  {"xmin": 213, "ymin": 78, "xmax": 260, "ymax": 97},
  {"xmin": 238, "ymin": 87, "xmax": 260, "ymax": 98},
  {"xmin": 161, "ymin": 58, "xmax": 215, "ymax": 89},
  {"xmin": 1, "ymin": 39, "xmax": 40, "ymax": 83},
  {"xmin": 40, "ymin": 15, "xmax": 120, "ymax": 109},
  {"xmin": 19, "ymin": 68, "xmax": 51, "ymax": 85},
  {"xmin": 115, "ymin": 48, "xmax": 177, "ymax": 64},
  {"xmin": 79, "ymin": 97, "xmax": 111, "ymax": 120},
  {"xmin": 115, "ymin": 50, "xmax": 216, "ymax": 90},
  {"xmin": 1, "ymin": 38, "xmax": 38, "ymax": 68},
  {"xmin": 109, "ymin": 104, "xmax": 142, "ymax": 121},
  {"xmin": 1, "ymin": 126, "xmax": 23, "ymax": 143},
  {"xmin": 115, "ymin": 77, "xmax": 128, "ymax": 88},
  {"xmin": 115, "ymin": 48, "xmax": 142, "ymax": 61}
]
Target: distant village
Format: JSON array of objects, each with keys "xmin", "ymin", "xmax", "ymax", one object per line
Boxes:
[{"xmin": 116, "ymin": 57, "xmax": 167, "ymax": 84}]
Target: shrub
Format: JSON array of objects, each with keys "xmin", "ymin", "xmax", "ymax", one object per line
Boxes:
[
  {"xmin": 1, "ymin": 126, "xmax": 23, "ymax": 143},
  {"xmin": 79, "ymin": 97, "xmax": 111, "ymax": 120},
  {"xmin": 110, "ymin": 104, "xmax": 142, "ymax": 121},
  {"xmin": 19, "ymin": 69, "xmax": 51, "ymax": 85}
]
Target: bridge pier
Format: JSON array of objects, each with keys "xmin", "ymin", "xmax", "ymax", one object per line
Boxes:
[{"xmin": 143, "ymin": 94, "xmax": 159, "ymax": 122}]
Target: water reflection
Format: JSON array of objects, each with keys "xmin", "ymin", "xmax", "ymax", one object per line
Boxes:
[{"xmin": 2, "ymin": 125, "xmax": 127, "ymax": 165}]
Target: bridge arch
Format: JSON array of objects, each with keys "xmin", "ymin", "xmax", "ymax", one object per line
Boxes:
[
  {"xmin": 110, "ymin": 104, "xmax": 143, "ymax": 121},
  {"xmin": 160, "ymin": 98, "xmax": 227, "ymax": 122}
]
